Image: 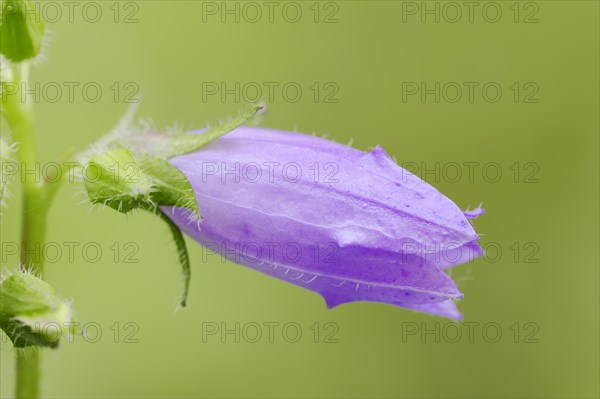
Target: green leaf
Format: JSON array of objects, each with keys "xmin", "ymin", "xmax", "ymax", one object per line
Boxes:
[
  {"xmin": 0, "ymin": 0, "xmax": 46, "ymax": 62},
  {"xmin": 0, "ymin": 271, "xmax": 74, "ymax": 348}
]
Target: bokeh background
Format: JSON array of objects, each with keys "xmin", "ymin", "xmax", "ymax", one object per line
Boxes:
[{"xmin": 1, "ymin": 1, "xmax": 598, "ymax": 398}]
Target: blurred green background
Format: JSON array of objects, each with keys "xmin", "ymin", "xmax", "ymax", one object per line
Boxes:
[{"xmin": 1, "ymin": 1, "xmax": 598, "ymax": 398}]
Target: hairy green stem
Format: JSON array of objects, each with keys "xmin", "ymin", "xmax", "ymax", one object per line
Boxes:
[
  {"xmin": 3, "ymin": 62, "xmax": 48, "ymax": 399},
  {"xmin": 15, "ymin": 349, "xmax": 41, "ymax": 399}
]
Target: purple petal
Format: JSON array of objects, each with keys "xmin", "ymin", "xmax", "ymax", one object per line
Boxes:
[
  {"xmin": 400, "ymin": 300, "xmax": 463, "ymax": 321},
  {"xmin": 164, "ymin": 127, "xmax": 484, "ymax": 318},
  {"xmin": 464, "ymin": 207, "xmax": 485, "ymax": 219}
]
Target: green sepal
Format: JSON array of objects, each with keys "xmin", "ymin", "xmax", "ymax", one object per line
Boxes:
[
  {"xmin": 140, "ymin": 157, "xmax": 200, "ymax": 216},
  {"xmin": 84, "ymin": 147, "xmax": 199, "ymax": 217},
  {"xmin": 82, "ymin": 103, "xmax": 263, "ymax": 307},
  {"xmin": 156, "ymin": 210, "xmax": 191, "ymax": 307},
  {"xmin": 121, "ymin": 103, "xmax": 264, "ymax": 158},
  {"xmin": 84, "ymin": 146, "xmax": 153, "ymax": 213},
  {"xmin": 84, "ymin": 149, "xmax": 198, "ymax": 306},
  {"xmin": 0, "ymin": 0, "xmax": 46, "ymax": 62},
  {"xmin": 0, "ymin": 271, "xmax": 74, "ymax": 348}
]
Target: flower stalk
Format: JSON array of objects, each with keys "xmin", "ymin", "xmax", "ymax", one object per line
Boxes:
[{"xmin": 2, "ymin": 61, "xmax": 47, "ymax": 399}]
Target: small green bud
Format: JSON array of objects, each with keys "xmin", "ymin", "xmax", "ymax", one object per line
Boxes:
[
  {"xmin": 0, "ymin": 0, "xmax": 46, "ymax": 62},
  {"xmin": 0, "ymin": 271, "xmax": 74, "ymax": 348}
]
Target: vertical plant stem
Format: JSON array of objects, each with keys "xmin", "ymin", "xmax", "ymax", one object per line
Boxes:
[
  {"xmin": 15, "ymin": 349, "xmax": 41, "ymax": 399},
  {"xmin": 3, "ymin": 63, "xmax": 47, "ymax": 399}
]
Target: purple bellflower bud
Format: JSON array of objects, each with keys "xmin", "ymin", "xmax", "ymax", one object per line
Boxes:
[{"xmin": 164, "ymin": 127, "xmax": 484, "ymax": 320}]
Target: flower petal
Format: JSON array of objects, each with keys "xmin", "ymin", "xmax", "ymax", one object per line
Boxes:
[
  {"xmin": 164, "ymin": 127, "xmax": 483, "ymax": 318},
  {"xmin": 400, "ymin": 300, "xmax": 463, "ymax": 321}
]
